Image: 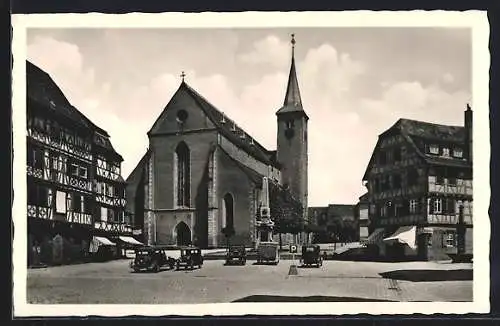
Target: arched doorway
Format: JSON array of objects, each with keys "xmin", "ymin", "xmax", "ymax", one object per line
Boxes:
[{"xmin": 175, "ymin": 222, "xmax": 191, "ymax": 246}]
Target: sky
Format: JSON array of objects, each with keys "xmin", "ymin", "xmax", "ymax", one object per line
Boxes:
[{"xmin": 26, "ymin": 27, "xmax": 472, "ymax": 206}]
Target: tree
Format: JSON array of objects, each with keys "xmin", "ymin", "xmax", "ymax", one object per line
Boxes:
[
  {"xmin": 269, "ymin": 181, "xmax": 304, "ymax": 248},
  {"xmin": 221, "ymin": 225, "xmax": 235, "ymax": 250}
]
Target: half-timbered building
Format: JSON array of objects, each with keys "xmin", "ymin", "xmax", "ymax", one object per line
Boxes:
[
  {"xmin": 26, "ymin": 61, "xmax": 139, "ymax": 266},
  {"xmin": 362, "ymin": 105, "xmax": 473, "ymax": 261}
]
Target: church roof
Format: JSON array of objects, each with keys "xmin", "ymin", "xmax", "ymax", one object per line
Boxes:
[
  {"xmin": 180, "ymin": 82, "xmax": 280, "ymax": 168},
  {"xmin": 276, "ymin": 34, "xmax": 308, "ymax": 119},
  {"xmin": 218, "ymin": 146, "xmax": 264, "ymax": 187}
]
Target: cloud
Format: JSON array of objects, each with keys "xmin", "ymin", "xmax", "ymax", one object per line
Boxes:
[
  {"xmin": 27, "ymin": 36, "xmax": 97, "ymax": 105},
  {"xmin": 361, "ymin": 81, "xmax": 471, "ymax": 131},
  {"xmin": 238, "ymin": 35, "xmax": 289, "ymax": 68},
  {"xmin": 301, "ymin": 44, "xmax": 366, "ymax": 101},
  {"xmin": 26, "ymin": 33, "xmax": 471, "ymax": 207},
  {"xmin": 442, "ymin": 72, "xmax": 455, "ymax": 84}
]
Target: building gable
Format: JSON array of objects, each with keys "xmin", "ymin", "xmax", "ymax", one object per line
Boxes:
[
  {"xmin": 148, "ymin": 83, "xmax": 216, "ymax": 136},
  {"xmin": 362, "ymin": 124, "xmax": 425, "ymax": 180},
  {"xmin": 362, "ymin": 118, "xmax": 470, "ymax": 181},
  {"xmin": 147, "ymin": 82, "xmax": 279, "ymax": 168}
]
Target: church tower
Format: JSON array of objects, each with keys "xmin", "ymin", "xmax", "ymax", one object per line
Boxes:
[{"xmin": 276, "ymin": 34, "xmax": 309, "ymax": 226}]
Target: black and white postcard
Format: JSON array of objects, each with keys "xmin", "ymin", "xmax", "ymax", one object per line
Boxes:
[{"xmin": 11, "ymin": 11, "xmax": 490, "ymax": 316}]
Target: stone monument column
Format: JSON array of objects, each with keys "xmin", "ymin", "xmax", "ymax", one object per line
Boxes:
[{"xmin": 255, "ymin": 177, "xmax": 275, "ymax": 246}]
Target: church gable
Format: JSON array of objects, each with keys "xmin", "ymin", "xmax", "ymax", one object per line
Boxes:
[{"xmin": 148, "ymin": 83, "xmax": 215, "ymax": 136}]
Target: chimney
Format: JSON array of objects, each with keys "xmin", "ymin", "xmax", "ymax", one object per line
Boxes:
[{"xmin": 464, "ymin": 103, "xmax": 473, "ymax": 163}]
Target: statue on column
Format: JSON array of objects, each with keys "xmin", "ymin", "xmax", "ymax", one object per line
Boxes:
[
  {"xmin": 256, "ymin": 177, "xmax": 275, "ymax": 243},
  {"xmin": 255, "ymin": 177, "xmax": 280, "ymax": 264}
]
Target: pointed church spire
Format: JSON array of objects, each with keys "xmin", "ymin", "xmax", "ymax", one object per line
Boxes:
[
  {"xmin": 277, "ymin": 34, "xmax": 307, "ymax": 119},
  {"xmin": 283, "ymin": 33, "xmax": 302, "ymax": 108}
]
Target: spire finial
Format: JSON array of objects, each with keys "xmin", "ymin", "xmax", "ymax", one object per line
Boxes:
[
  {"xmin": 180, "ymin": 71, "xmax": 186, "ymax": 82},
  {"xmin": 466, "ymin": 103, "xmax": 472, "ymax": 111},
  {"xmin": 291, "ymin": 33, "xmax": 296, "ymax": 56}
]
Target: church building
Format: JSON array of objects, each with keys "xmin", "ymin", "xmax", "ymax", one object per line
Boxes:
[{"xmin": 126, "ymin": 35, "xmax": 309, "ymax": 248}]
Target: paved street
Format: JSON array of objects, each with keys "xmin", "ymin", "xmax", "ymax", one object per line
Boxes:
[{"xmin": 27, "ymin": 259, "xmax": 472, "ymax": 304}]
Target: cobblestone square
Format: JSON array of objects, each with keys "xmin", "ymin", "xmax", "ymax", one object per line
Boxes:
[{"xmin": 27, "ymin": 259, "xmax": 473, "ymax": 304}]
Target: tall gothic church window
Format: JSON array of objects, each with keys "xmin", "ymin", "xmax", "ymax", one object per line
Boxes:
[
  {"xmin": 222, "ymin": 193, "xmax": 234, "ymax": 228},
  {"xmin": 175, "ymin": 142, "xmax": 191, "ymax": 207}
]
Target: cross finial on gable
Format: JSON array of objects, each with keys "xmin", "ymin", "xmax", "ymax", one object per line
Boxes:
[{"xmin": 181, "ymin": 71, "xmax": 186, "ymax": 81}]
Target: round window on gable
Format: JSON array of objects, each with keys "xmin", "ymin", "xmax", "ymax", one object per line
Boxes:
[{"xmin": 176, "ymin": 109, "xmax": 189, "ymax": 123}]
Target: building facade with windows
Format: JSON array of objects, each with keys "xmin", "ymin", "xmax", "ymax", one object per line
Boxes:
[
  {"xmin": 356, "ymin": 193, "xmax": 370, "ymax": 243},
  {"xmin": 126, "ymin": 36, "xmax": 309, "ymax": 248},
  {"xmin": 362, "ymin": 105, "xmax": 473, "ymax": 261},
  {"xmin": 26, "ymin": 61, "xmax": 138, "ymax": 266},
  {"xmin": 308, "ymin": 204, "xmax": 358, "ymax": 244}
]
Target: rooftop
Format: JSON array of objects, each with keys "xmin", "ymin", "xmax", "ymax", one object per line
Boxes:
[
  {"xmin": 27, "ymin": 61, "xmax": 123, "ymax": 160},
  {"xmin": 394, "ymin": 118, "xmax": 465, "ymax": 143}
]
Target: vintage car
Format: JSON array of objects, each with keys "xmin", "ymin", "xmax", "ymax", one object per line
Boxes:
[
  {"xmin": 256, "ymin": 242, "xmax": 280, "ymax": 265},
  {"xmin": 176, "ymin": 246, "xmax": 204, "ymax": 270},
  {"xmin": 130, "ymin": 247, "xmax": 176, "ymax": 273},
  {"xmin": 225, "ymin": 245, "xmax": 247, "ymax": 265},
  {"xmin": 300, "ymin": 244, "xmax": 322, "ymax": 268}
]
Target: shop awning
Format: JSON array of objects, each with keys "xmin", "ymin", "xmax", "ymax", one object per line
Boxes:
[
  {"xmin": 363, "ymin": 228, "xmax": 385, "ymax": 245},
  {"xmin": 119, "ymin": 236, "xmax": 144, "ymax": 246},
  {"xmin": 93, "ymin": 236, "xmax": 116, "ymax": 246},
  {"xmin": 383, "ymin": 226, "xmax": 417, "ymax": 249}
]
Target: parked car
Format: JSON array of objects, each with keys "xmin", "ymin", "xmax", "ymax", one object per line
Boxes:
[
  {"xmin": 256, "ymin": 242, "xmax": 280, "ymax": 265},
  {"xmin": 300, "ymin": 244, "xmax": 322, "ymax": 268},
  {"xmin": 130, "ymin": 247, "xmax": 176, "ymax": 273},
  {"xmin": 225, "ymin": 245, "xmax": 247, "ymax": 265},
  {"xmin": 176, "ymin": 246, "xmax": 203, "ymax": 270}
]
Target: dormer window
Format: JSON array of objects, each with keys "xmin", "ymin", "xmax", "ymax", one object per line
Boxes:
[
  {"xmin": 442, "ymin": 147, "xmax": 450, "ymax": 158},
  {"xmin": 429, "ymin": 145, "xmax": 439, "ymax": 155},
  {"xmin": 453, "ymin": 148, "xmax": 463, "ymax": 158}
]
